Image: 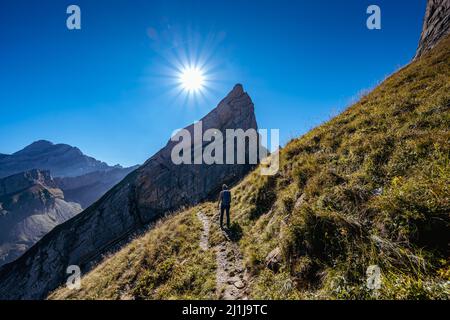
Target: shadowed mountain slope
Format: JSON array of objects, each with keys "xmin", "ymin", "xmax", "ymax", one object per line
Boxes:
[{"xmin": 54, "ymin": 166, "xmax": 139, "ymax": 209}]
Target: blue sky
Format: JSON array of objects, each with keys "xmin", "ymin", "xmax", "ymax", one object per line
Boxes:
[{"xmin": 0, "ymin": 0, "xmax": 426, "ymax": 166}]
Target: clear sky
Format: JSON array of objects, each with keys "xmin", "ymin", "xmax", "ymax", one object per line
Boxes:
[{"xmin": 0, "ymin": 0, "xmax": 426, "ymax": 166}]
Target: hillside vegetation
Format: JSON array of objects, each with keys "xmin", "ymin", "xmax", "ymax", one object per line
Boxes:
[{"xmin": 50, "ymin": 35, "xmax": 450, "ymax": 300}]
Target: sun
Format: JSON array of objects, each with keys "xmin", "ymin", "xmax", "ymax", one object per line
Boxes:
[
  {"xmin": 151, "ymin": 33, "xmax": 223, "ymax": 105},
  {"xmin": 179, "ymin": 66, "xmax": 205, "ymax": 93}
]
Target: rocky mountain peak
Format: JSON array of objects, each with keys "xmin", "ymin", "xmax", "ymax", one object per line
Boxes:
[
  {"xmin": 229, "ymin": 83, "xmax": 244, "ymax": 97},
  {"xmin": 14, "ymin": 140, "xmax": 55, "ymax": 155},
  {"xmin": 415, "ymin": 0, "xmax": 450, "ymax": 59},
  {"xmin": 0, "ymin": 141, "xmax": 114, "ymax": 178}
]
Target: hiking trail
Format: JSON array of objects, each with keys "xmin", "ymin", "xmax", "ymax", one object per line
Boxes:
[
  {"xmin": 197, "ymin": 212, "xmax": 210, "ymax": 251},
  {"xmin": 197, "ymin": 211, "xmax": 249, "ymax": 300}
]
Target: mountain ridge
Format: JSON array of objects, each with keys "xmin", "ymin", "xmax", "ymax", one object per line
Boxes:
[
  {"xmin": 0, "ymin": 140, "xmax": 138, "ymax": 209},
  {"xmin": 0, "ymin": 140, "xmax": 130, "ymax": 179}
]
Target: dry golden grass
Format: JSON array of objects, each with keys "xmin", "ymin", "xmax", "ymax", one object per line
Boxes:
[{"xmin": 49, "ymin": 205, "xmax": 216, "ymax": 300}]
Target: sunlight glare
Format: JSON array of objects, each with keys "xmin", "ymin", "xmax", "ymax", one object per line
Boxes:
[{"xmin": 179, "ymin": 66, "xmax": 205, "ymax": 92}]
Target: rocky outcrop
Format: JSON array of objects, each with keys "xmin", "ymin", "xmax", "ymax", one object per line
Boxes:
[
  {"xmin": 265, "ymin": 247, "xmax": 282, "ymax": 272},
  {"xmin": 0, "ymin": 140, "xmax": 119, "ymax": 178},
  {"xmin": 0, "ymin": 170, "xmax": 82, "ymax": 267},
  {"xmin": 0, "ymin": 84, "xmax": 259, "ymax": 299},
  {"xmin": 0, "ymin": 169, "xmax": 56, "ymax": 196},
  {"xmin": 415, "ymin": 0, "xmax": 450, "ymax": 59}
]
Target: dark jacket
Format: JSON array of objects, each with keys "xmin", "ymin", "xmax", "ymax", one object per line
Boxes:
[{"xmin": 220, "ymin": 190, "xmax": 231, "ymax": 206}]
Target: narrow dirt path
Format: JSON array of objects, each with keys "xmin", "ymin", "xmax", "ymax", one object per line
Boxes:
[
  {"xmin": 197, "ymin": 211, "xmax": 248, "ymax": 300},
  {"xmin": 215, "ymin": 230, "xmax": 249, "ymax": 300},
  {"xmin": 197, "ymin": 212, "xmax": 210, "ymax": 251}
]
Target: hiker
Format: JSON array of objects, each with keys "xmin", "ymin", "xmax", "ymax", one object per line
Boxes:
[{"xmin": 219, "ymin": 184, "xmax": 231, "ymax": 229}]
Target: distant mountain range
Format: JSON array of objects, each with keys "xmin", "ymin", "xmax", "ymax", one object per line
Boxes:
[
  {"xmin": 0, "ymin": 140, "xmax": 138, "ymax": 267},
  {"xmin": 0, "ymin": 140, "xmax": 120, "ymax": 178},
  {"xmin": 0, "ymin": 140, "xmax": 138, "ymax": 209}
]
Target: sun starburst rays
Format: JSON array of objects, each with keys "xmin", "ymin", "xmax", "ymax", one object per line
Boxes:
[{"xmin": 144, "ymin": 30, "xmax": 229, "ymax": 109}]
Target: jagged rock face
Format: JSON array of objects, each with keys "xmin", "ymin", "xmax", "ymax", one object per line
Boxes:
[
  {"xmin": 415, "ymin": 0, "xmax": 450, "ymax": 59},
  {"xmin": 0, "ymin": 140, "xmax": 113, "ymax": 178},
  {"xmin": 0, "ymin": 84, "xmax": 258, "ymax": 299},
  {"xmin": 0, "ymin": 170, "xmax": 82, "ymax": 267},
  {"xmin": 0, "ymin": 170, "xmax": 56, "ymax": 196}
]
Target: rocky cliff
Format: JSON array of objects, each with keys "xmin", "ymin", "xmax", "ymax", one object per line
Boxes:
[
  {"xmin": 0, "ymin": 170, "xmax": 82, "ymax": 267},
  {"xmin": 0, "ymin": 84, "xmax": 259, "ymax": 299},
  {"xmin": 415, "ymin": 0, "xmax": 450, "ymax": 59}
]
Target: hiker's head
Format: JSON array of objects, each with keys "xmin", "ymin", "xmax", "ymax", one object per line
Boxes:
[{"xmin": 222, "ymin": 184, "xmax": 228, "ymax": 190}]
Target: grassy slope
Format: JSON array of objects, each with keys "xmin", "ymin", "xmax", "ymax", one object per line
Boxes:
[
  {"xmin": 50, "ymin": 205, "xmax": 216, "ymax": 299},
  {"xmin": 50, "ymin": 36, "xmax": 450, "ymax": 300}
]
